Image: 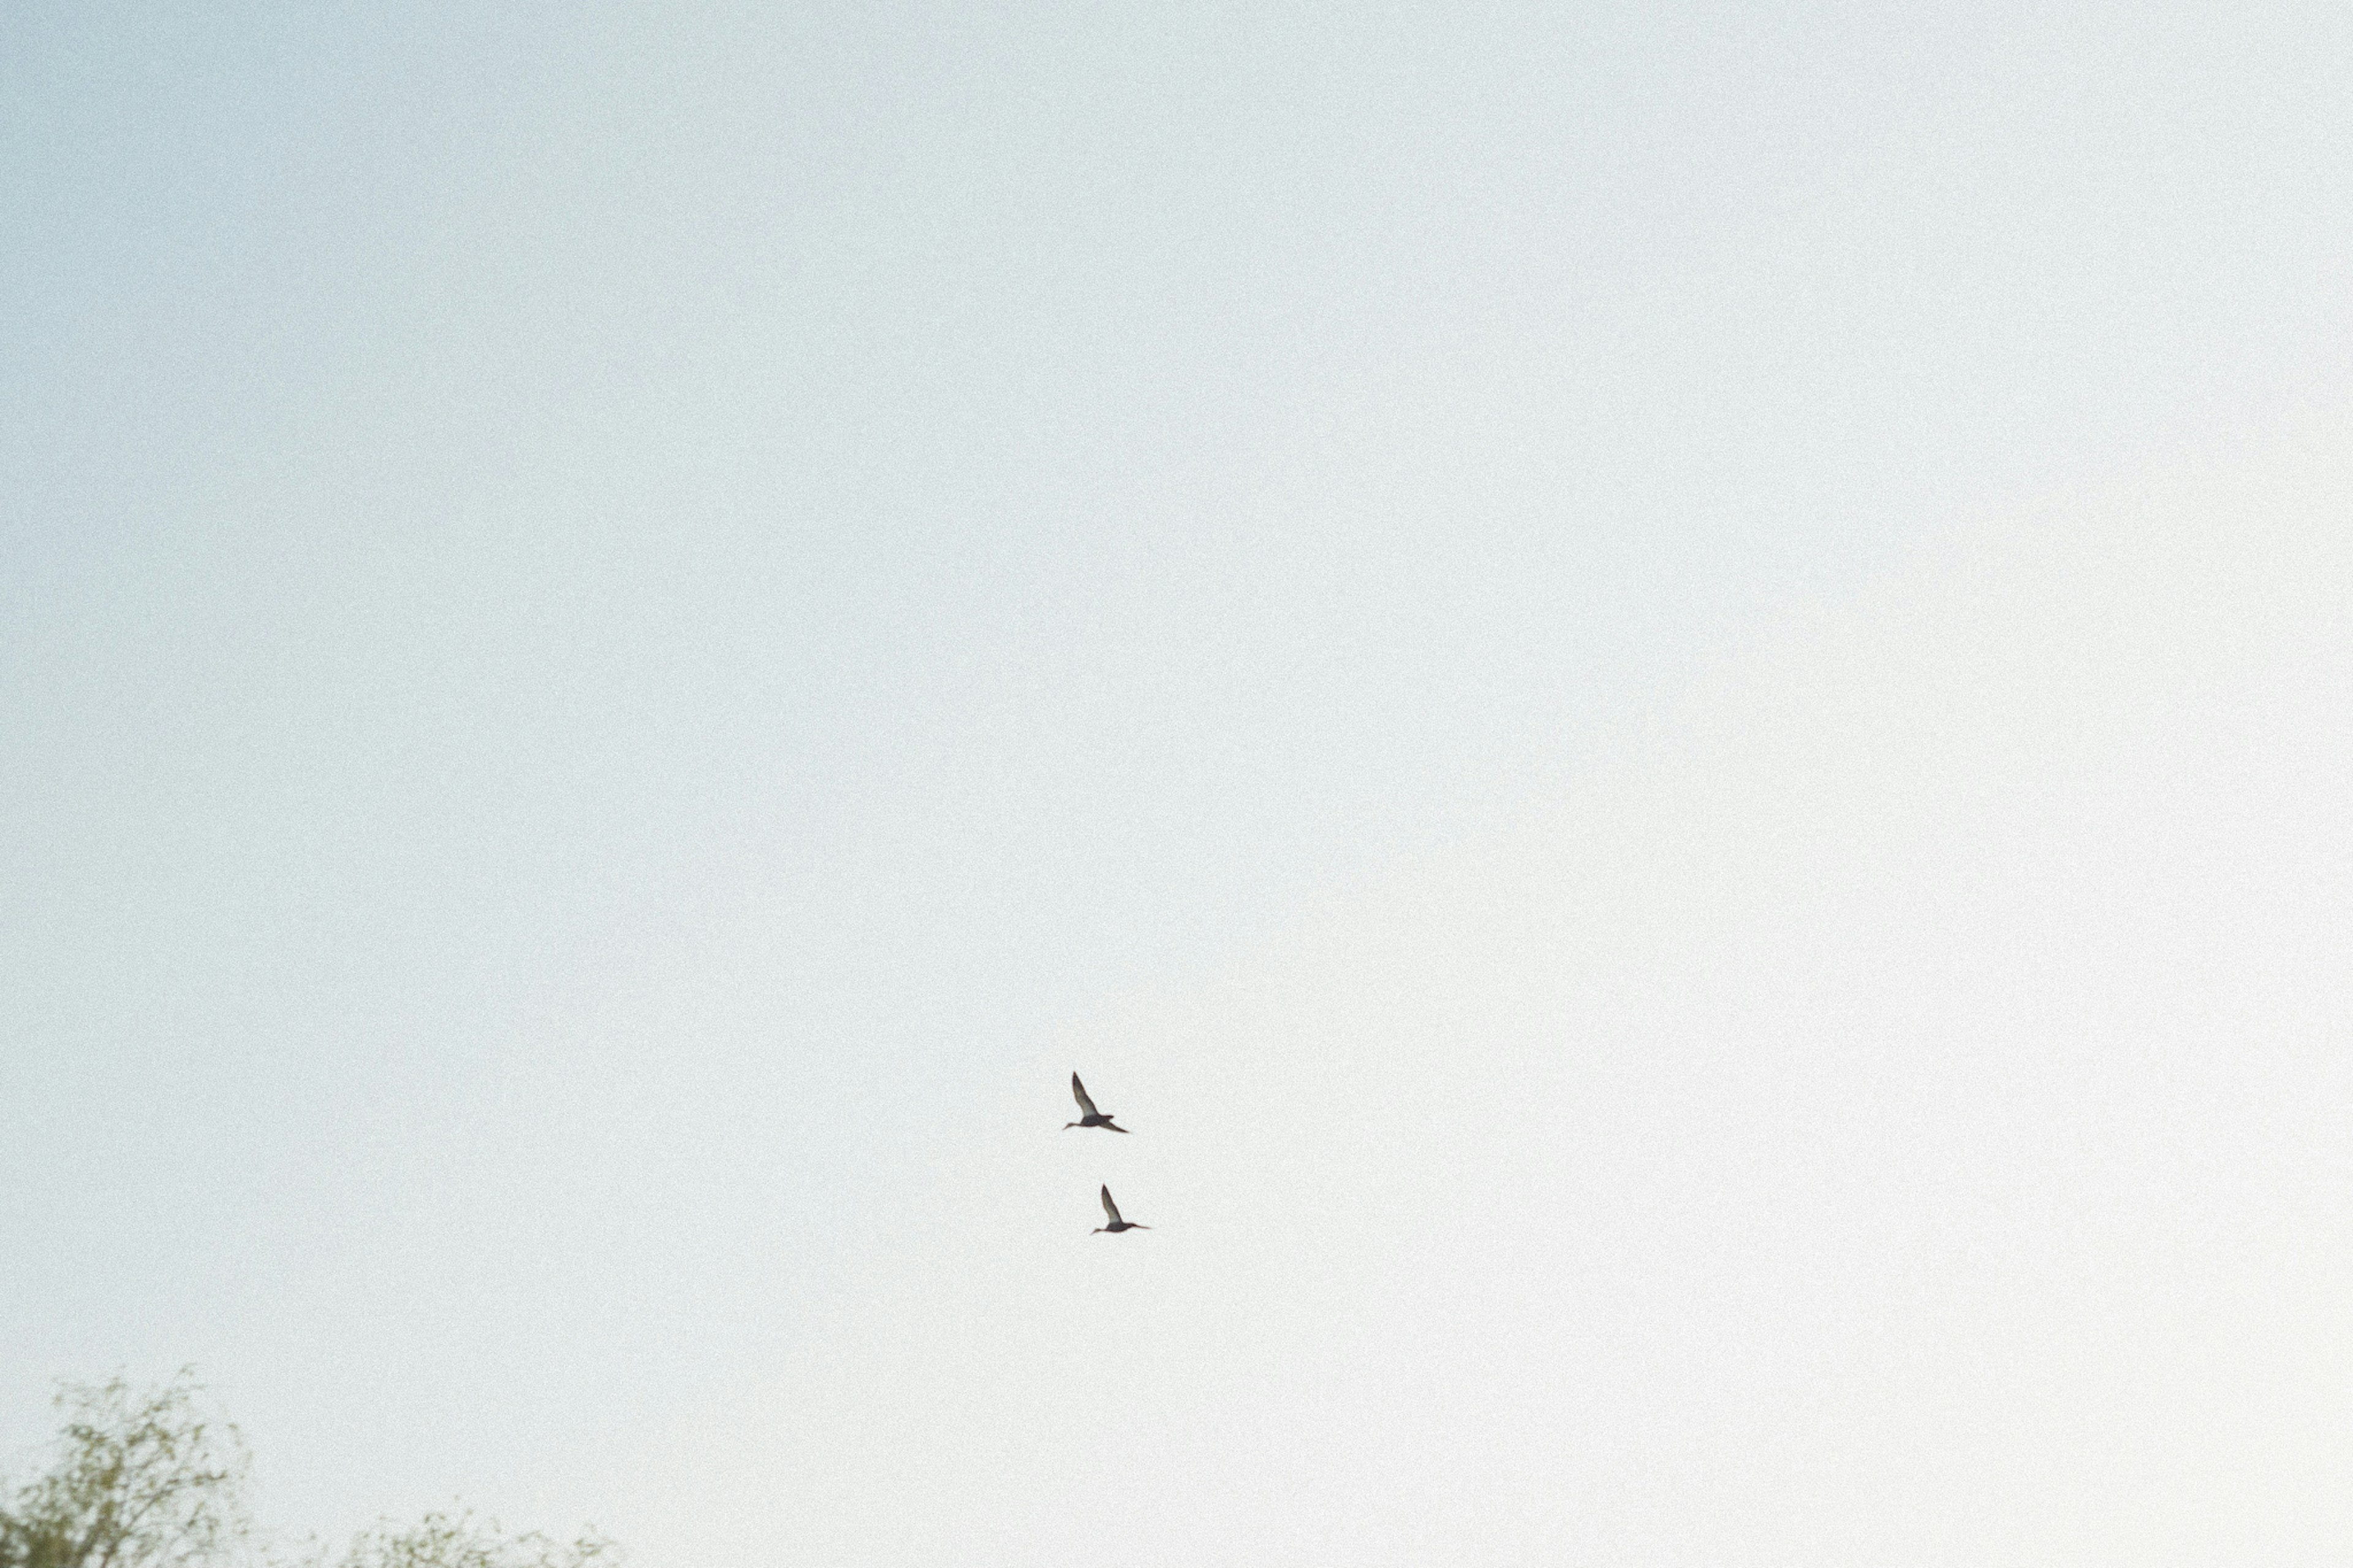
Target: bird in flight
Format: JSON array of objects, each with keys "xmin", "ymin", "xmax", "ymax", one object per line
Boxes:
[
  {"xmin": 1093, "ymin": 1184, "xmax": 1149, "ymax": 1233},
  {"xmin": 1064, "ymin": 1072, "xmax": 1129, "ymax": 1133}
]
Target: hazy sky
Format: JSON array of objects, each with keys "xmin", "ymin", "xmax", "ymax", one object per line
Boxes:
[{"xmin": 5, "ymin": 3, "xmax": 2351, "ymax": 1564}]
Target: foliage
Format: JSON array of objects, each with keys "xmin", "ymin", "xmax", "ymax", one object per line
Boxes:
[
  {"xmin": 2, "ymin": 1376, "xmax": 618, "ymax": 1568},
  {"xmin": 0, "ymin": 1371, "xmax": 252, "ymax": 1568},
  {"xmin": 290, "ymin": 1513, "xmax": 618, "ymax": 1568}
]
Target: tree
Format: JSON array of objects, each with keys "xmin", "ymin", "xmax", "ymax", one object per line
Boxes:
[
  {"xmin": 3, "ymin": 1374, "xmax": 621, "ymax": 1568},
  {"xmin": 0, "ymin": 1371, "xmax": 251, "ymax": 1568}
]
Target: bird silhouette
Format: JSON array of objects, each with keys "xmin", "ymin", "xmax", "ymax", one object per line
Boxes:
[
  {"xmin": 1093, "ymin": 1184, "xmax": 1149, "ymax": 1233},
  {"xmin": 1063, "ymin": 1072, "xmax": 1128, "ymax": 1132}
]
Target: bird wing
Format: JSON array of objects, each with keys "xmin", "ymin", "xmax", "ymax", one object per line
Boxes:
[
  {"xmin": 1071, "ymin": 1074, "xmax": 1099, "ymax": 1118},
  {"xmin": 1100, "ymin": 1185, "xmax": 1123, "ymax": 1225}
]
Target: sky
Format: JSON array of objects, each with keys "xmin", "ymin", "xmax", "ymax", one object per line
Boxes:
[{"xmin": 4, "ymin": 2, "xmax": 2351, "ymax": 1563}]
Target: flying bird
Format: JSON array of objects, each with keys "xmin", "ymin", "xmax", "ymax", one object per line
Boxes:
[
  {"xmin": 1064, "ymin": 1072, "xmax": 1129, "ymax": 1133},
  {"xmin": 1093, "ymin": 1184, "xmax": 1149, "ymax": 1233}
]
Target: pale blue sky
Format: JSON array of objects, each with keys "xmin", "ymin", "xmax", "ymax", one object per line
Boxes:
[{"xmin": 6, "ymin": 4, "xmax": 2351, "ymax": 1563}]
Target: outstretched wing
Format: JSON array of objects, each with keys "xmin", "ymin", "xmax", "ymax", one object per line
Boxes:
[
  {"xmin": 1071, "ymin": 1073, "xmax": 1100, "ymax": 1118},
  {"xmin": 1100, "ymin": 1185, "xmax": 1123, "ymax": 1225}
]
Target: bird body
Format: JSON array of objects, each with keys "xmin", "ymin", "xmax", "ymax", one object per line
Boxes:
[
  {"xmin": 1064, "ymin": 1072, "xmax": 1129, "ymax": 1132},
  {"xmin": 1093, "ymin": 1184, "xmax": 1148, "ymax": 1233}
]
